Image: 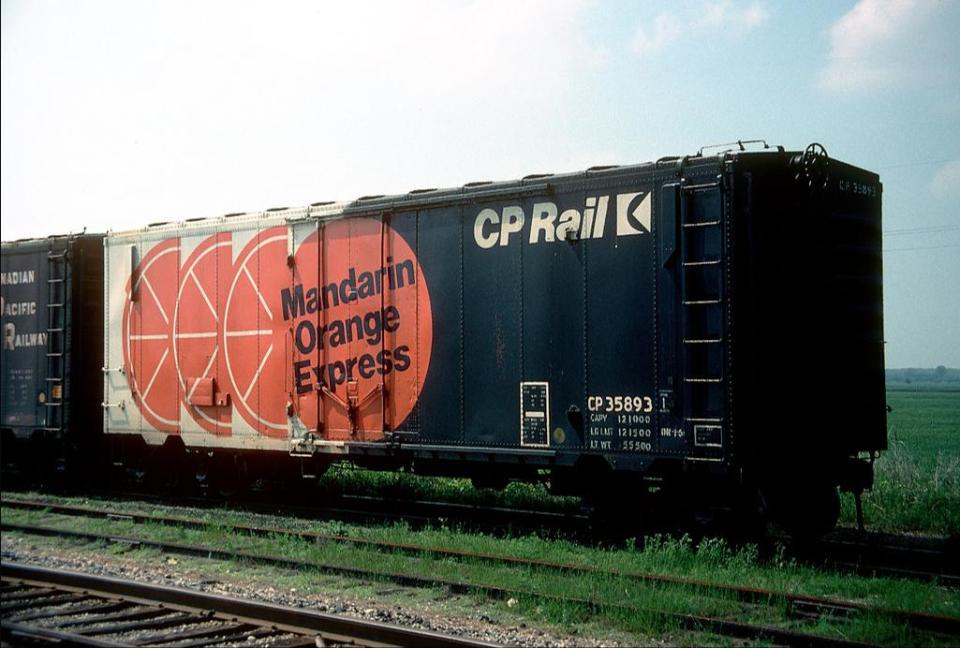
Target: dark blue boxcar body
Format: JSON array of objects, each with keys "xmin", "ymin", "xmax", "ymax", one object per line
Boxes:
[
  {"xmin": 1, "ymin": 234, "xmax": 103, "ymax": 477},
  {"xmin": 355, "ymin": 148, "xmax": 886, "ymax": 508}
]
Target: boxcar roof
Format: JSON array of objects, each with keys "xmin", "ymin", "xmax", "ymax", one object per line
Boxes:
[
  {"xmin": 96, "ymin": 147, "xmax": 851, "ymax": 240},
  {"xmin": 1, "ymin": 232, "xmax": 103, "ymax": 250},
  {"xmin": 103, "ymin": 155, "xmax": 725, "ymax": 239}
]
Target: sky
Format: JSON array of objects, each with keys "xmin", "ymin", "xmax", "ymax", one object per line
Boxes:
[{"xmin": 1, "ymin": 0, "xmax": 958, "ymax": 368}]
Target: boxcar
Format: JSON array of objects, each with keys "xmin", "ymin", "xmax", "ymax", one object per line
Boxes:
[
  {"xmin": 1, "ymin": 234, "xmax": 103, "ymax": 478},
  {"xmin": 100, "ymin": 144, "xmax": 885, "ymax": 530}
]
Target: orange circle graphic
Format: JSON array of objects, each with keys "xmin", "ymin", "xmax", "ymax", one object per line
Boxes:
[
  {"xmin": 122, "ymin": 238, "xmax": 181, "ymax": 433},
  {"xmin": 174, "ymin": 232, "xmax": 233, "ymax": 435},
  {"xmin": 222, "ymin": 227, "xmax": 292, "ymax": 438},
  {"xmin": 293, "ymin": 218, "xmax": 432, "ymax": 440},
  {"xmin": 222, "ymin": 219, "xmax": 432, "ymax": 440}
]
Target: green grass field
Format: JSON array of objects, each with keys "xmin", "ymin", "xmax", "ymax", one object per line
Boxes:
[{"xmin": 839, "ymin": 386, "xmax": 960, "ymax": 535}]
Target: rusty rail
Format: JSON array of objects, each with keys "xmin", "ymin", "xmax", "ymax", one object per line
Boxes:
[{"xmin": 1, "ymin": 562, "xmax": 495, "ymax": 647}]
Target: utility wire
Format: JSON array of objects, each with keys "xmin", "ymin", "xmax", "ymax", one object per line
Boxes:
[
  {"xmin": 877, "ymin": 158, "xmax": 956, "ymax": 170},
  {"xmin": 884, "ymin": 243, "xmax": 960, "ymax": 252},
  {"xmin": 884, "ymin": 225, "xmax": 960, "ymax": 236}
]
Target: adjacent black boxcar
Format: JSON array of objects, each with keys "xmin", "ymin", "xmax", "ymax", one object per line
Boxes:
[{"xmin": 1, "ymin": 234, "xmax": 103, "ymax": 478}]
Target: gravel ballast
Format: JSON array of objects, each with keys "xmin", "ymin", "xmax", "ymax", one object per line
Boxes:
[{"xmin": 2, "ymin": 534, "xmax": 657, "ymax": 646}]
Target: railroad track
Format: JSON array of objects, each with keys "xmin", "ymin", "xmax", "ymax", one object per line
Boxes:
[
  {"xmin": 277, "ymin": 495, "xmax": 960, "ymax": 586},
  {"xmin": 120, "ymin": 489, "xmax": 592, "ymax": 537},
  {"xmin": 813, "ymin": 529, "xmax": 960, "ymax": 586},
  {"xmin": 5, "ymin": 491, "xmax": 956, "ymax": 586},
  {"xmin": 1, "ymin": 562, "xmax": 492, "ymax": 647},
  {"xmin": 4, "ymin": 497, "xmax": 958, "ymax": 647},
  {"xmin": 233, "ymin": 497, "xmax": 960, "ymax": 586}
]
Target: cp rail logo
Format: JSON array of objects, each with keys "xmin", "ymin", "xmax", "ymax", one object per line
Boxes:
[
  {"xmin": 121, "ymin": 219, "xmax": 433, "ymax": 441},
  {"xmin": 473, "ymin": 191, "xmax": 652, "ymax": 248}
]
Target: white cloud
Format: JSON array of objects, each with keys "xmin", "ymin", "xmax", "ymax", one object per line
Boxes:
[
  {"xmin": 820, "ymin": 0, "xmax": 959, "ymax": 97},
  {"xmin": 631, "ymin": 1, "xmax": 768, "ymax": 55},
  {"xmin": 701, "ymin": 0, "xmax": 769, "ymax": 29},
  {"xmin": 740, "ymin": 2, "xmax": 769, "ymax": 28},
  {"xmin": 631, "ymin": 12, "xmax": 684, "ymax": 55},
  {"xmin": 928, "ymin": 160, "xmax": 960, "ymax": 198}
]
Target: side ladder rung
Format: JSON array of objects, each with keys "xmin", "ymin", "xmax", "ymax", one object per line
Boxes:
[
  {"xmin": 683, "ymin": 299, "xmax": 722, "ymax": 306},
  {"xmin": 683, "ymin": 338, "xmax": 723, "ymax": 344},
  {"xmin": 682, "ymin": 260, "xmax": 721, "ymax": 267},
  {"xmin": 682, "ymin": 220, "xmax": 721, "ymax": 228},
  {"xmin": 682, "ymin": 181, "xmax": 721, "ymax": 191}
]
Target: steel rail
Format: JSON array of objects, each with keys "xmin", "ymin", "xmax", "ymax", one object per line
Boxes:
[
  {"xmin": 3, "ymin": 496, "xmax": 957, "ymax": 636},
  {"xmin": 814, "ymin": 530, "xmax": 960, "ymax": 587},
  {"xmin": 7, "ymin": 485, "xmax": 590, "ymax": 536},
  {"xmin": 1, "ymin": 562, "xmax": 495, "ymax": 647},
  {"xmin": 1, "ymin": 520, "xmax": 888, "ymax": 648},
  {"xmin": 147, "ymin": 490, "xmax": 591, "ymax": 536},
  {"xmin": 88, "ymin": 489, "xmax": 957, "ymax": 582}
]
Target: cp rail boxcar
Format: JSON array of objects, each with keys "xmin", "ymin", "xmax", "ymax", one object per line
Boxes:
[
  {"xmin": 1, "ymin": 234, "xmax": 104, "ymax": 478},
  {"xmin": 99, "ymin": 143, "xmax": 885, "ymax": 533}
]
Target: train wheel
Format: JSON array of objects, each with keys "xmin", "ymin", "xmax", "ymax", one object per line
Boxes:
[
  {"xmin": 471, "ymin": 474, "xmax": 509, "ymax": 492},
  {"xmin": 723, "ymin": 485, "xmax": 769, "ymax": 543},
  {"xmin": 810, "ymin": 484, "xmax": 841, "ymax": 535},
  {"xmin": 145, "ymin": 439, "xmax": 186, "ymax": 496},
  {"xmin": 765, "ymin": 483, "xmax": 840, "ymax": 541},
  {"xmin": 583, "ymin": 480, "xmax": 650, "ymax": 541},
  {"xmin": 210, "ymin": 454, "xmax": 248, "ymax": 499}
]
